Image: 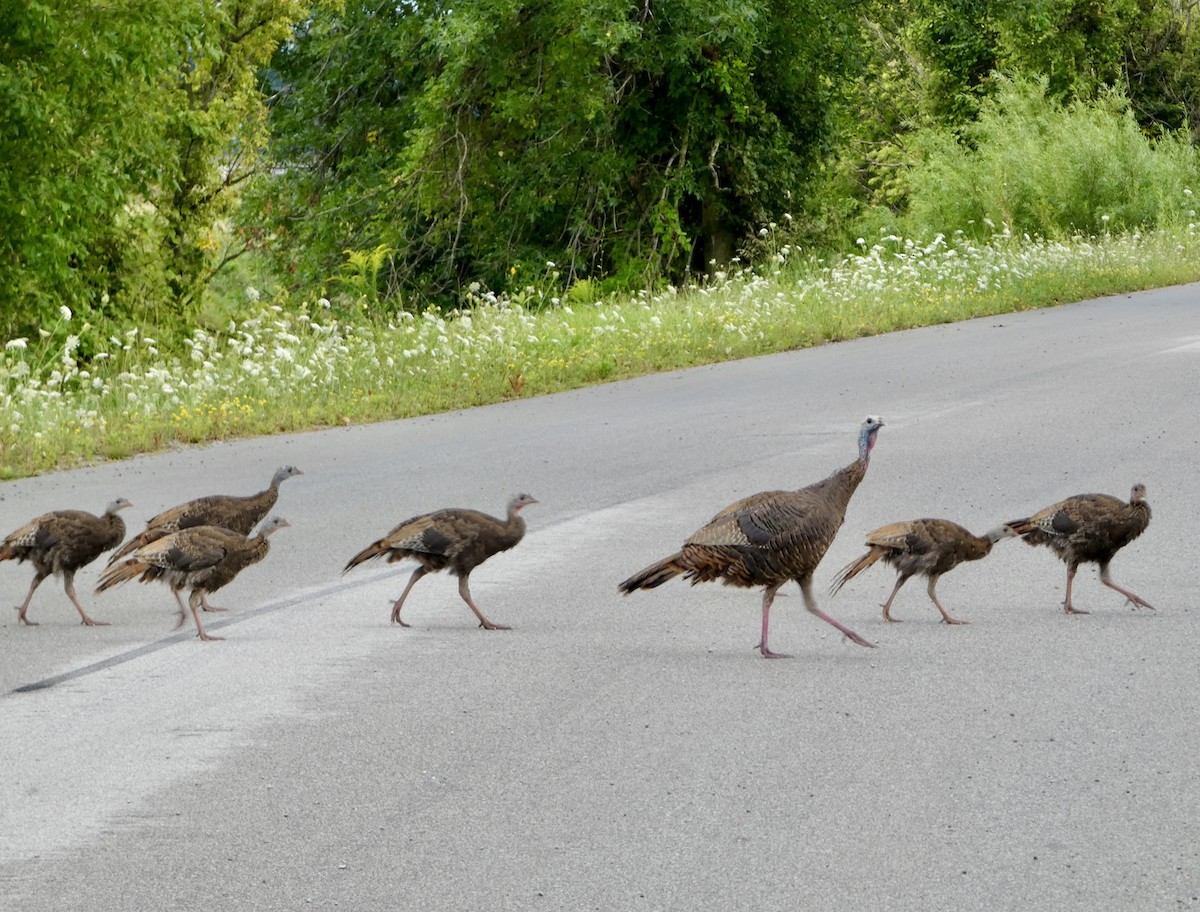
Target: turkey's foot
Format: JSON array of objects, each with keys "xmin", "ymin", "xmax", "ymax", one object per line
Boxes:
[{"xmin": 756, "ymin": 642, "xmax": 792, "ymax": 659}]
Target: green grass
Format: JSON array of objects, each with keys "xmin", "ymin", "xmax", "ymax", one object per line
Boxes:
[{"xmin": 2, "ymin": 227, "xmax": 1199, "ymax": 479}]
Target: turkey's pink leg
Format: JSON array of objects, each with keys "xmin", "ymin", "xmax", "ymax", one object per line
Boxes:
[
  {"xmin": 1100, "ymin": 566, "xmax": 1154, "ymax": 610},
  {"xmin": 64, "ymin": 573, "xmax": 108, "ymax": 626},
  {"xmin": 15, "ymin": 572, "xmax": 47, "ymax": 625},
  {"xmin": 927, "ymin": 577, "xmax": 967, "ymax": 625},
  {"xmin": 756, "ymin": 583, "xmax": 790, "ymax": 658},
  {"xmin": 1064, "ymin": 567, "xmax": 1089, "ymax": 614},
  {"xmin": 190, "ymin": 591, "xmax": 223, "ymax": 641},
  {"xmin": 801, "ymin": 578, "xmax": 876, "ymax": 648},
  {"xmin": 459, "ymin": 576, "xmax": 510, "ymax": 630},
  {"xmin": 880, "ymin": 576, "xmax": 908, "ymax": 622},
  {"xmin": 172, "ymin": 589, "xmax": 189, "ymax": 629},
  {"xmin": 200, "ymin": 593, "xmax": 227, "ymax": 613},
  {"xmin": 389, "ymin": 567, "xmax": 427, "ymax": 626}
]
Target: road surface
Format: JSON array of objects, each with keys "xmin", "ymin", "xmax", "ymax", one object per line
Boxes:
[{"xmin": 1, "ymin": 286, "xmax": 1197, "ymax": 910}]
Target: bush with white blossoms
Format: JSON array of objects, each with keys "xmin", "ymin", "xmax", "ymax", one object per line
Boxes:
[{"xmin": 0, "ymin": 224, "xmax": 1197, "ymax": 476}]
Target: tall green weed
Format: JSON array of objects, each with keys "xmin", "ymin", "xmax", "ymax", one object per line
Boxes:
[{"xmin": 901, "ymin": 76, "xmax": 1200, "ymax": 240}]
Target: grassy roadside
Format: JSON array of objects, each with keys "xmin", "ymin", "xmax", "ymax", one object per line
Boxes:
[{"xmin": 2, "ymin": 228, "xmax": 1198, "ymax": 479}]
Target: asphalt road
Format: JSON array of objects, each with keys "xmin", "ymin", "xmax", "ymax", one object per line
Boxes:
[{"xmin": 1, "ymin": 287, "xmax": 1198, "ymax": 911}]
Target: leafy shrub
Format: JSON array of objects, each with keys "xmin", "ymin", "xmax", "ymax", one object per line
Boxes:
[{"xmin": 902, "ymin": 76, "xmax": 1200, "ymax": 240}]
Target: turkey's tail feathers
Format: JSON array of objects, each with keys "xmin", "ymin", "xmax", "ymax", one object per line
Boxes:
[
  {"xmin": 342, "ymin": 539, "xmax": 390, "ymax": 575},
  {"xmin": 107, "ymin": 531, "xmax": 154, "ymax": 565},
  {"xmin": 1005, "ymin": 516, "xmax": 1037, "ymax": 538},
  {"xmin": 618, "ymin": 553, "xmax": 687, "ymax": 594},
  {"xmin": 95, "ymin": 559, "xmax": 147, "ymax": 594},
  {"xmin": 829, "ymin": 547, "xmax": 886, "ymax": 596}
]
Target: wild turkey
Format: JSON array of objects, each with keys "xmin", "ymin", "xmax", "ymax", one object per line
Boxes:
[
  {"xmin": 1007, "ymin": 484, "xmax": 1152, "ymax": 614},
  {"xmin": 107, "ymin": 464, "xmax": 301, "ymax": 615},
  {"xmin": 830, "ymin": 519, "xmax": 1016, "ymax": 624},
  {"xmin": 1, "ymin": 498, "xmax": 133, "ymax": 626},
  {"xmin": 95, "ymin": 516, "xmax": 290, "ymax": 641},
  {"xmin": 109, "ymin": 465, "xmax": 302, "ymax": 564},
  {"xmin": 342, "ymin": 493, "xmax": 539, "ymax": 630},
  {"xmin": 617, "ymin": 416, "xmax": 885, "ymax": 658}
]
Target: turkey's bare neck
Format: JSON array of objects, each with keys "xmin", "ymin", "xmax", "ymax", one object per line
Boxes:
[
  {"xmin": 1123, "ymin": 501, "xmax": 1152, "ymax": 538},
  {"xmin": 498, "ymin": 512, "xmax": 528, "ymax": 549},
  {"xmin": 103, "ymin": 514, "xmax": 127, "ymax": 547},
  {"xmin": 824, "ymin": 458, "xmax": 868, "ymax": 514}
]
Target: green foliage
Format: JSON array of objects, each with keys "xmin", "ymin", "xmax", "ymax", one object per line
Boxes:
[
  {"xmin": 0, "ymin": 0, "xmax": 305, "ymax": 343},
  {"xmin": 900, "ymin": 77, "xmax": 1200, "ymax": 240},
  {"xmin": 257, "ymin": 0, "xmax": 866, "ymax": 308},
  {"xmin": 0, "ymin": 1, "xmax": 195, "ymax": 338}
]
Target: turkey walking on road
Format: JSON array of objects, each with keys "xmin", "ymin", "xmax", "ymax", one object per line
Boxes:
[
  {"xmin": 107, "ymin": 465, "xmax": 301, "ymax": 617},
  {"xmin": 830, "ymin": 519, "xmax": 1016, "ymax": 624},
  {"xmin": 96, "ymin": 516, "xmax": 290, "ymax": 641},
  {"xmin": 1007, "ymin": 484, "xmax": 1152, "ymax": 614},
  {"xmin": 342, "ymin": 494, "xmax": 539, "ymax": 630},
  {"xmin": 1, "ymin": 498, "xmax": 133, "ymax": 626},
  {"xmin": 617, "ymin": 416, "xmax": 884, "ymax": 658}
]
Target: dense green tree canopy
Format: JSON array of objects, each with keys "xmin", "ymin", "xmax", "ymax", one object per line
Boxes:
[
  {"xmin": 0, "ymin": 0, "xmax": 304, "ymax": 339},
  {"xmin": 259, "ymin": 0, "xmax": 866, "ymax": 306},
  {"xmin": 1, "ymin": 0, "xmax": 1196, "ymax": 330}
]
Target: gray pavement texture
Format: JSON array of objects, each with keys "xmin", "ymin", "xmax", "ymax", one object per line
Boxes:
[{"xmin": 1, "ymin": 287, "xmax": 1198, "ymax": 911}]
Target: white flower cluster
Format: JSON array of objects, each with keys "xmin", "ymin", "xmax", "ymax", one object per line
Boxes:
[{"xmin": 0, "ymin": 226, "xmax": 1195, "ymax": 471}]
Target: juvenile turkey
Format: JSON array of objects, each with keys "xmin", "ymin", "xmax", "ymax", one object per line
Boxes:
[
  {"xmin": 107, "ymin": 464, "xmax": 301, "ymax": 616},
  {"xmin": 830, "ymin": 519, "xmax": 1016, "ymax": 624},
  {"xmin": 108, "ymin": 465, "xmax": 302, "ymax": 564},
  {"xmin": 618, "ymin": 416, "xmax": 884, "ymax": 658},
  {"xmin": 1, "ymin": 498, "xmax": 132, "ymax": 626},
  {"xmin": 343, "ymin": 493, "xmax": 539, "ymax": 630},
  {"xmin": 1007, "ymin": 484, "xmax": 1152, "ymax": 614},
  {"xmin": 95, "ymin": 516, "xmax": 290, "ymax": 641}
]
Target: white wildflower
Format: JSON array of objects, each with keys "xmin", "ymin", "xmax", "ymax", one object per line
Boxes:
[
  {"xmin": 246, "ymin": 286, "xmax": 261, "ymax": 302},
  {"xmin": 59, "ymin": 305, "xmax": 72, "ymax": 321},
  {"xmin": 5, "ymin": 338, "xmax": 27, "ymax": 350}
]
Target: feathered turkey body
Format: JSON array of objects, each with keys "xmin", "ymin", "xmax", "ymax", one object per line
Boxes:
[
  {"xmin": 618, "ymin": 416, "xmax": 884, "ymax": 658},
  {"xmin": 1007, "ymin": 484, "xmax": 1152, "ymax": 614},
  {"xmin": 95, "ymin": 516, "xmax": 290, "ymax": 640},
  {"xmin": 831, "ymin": 519, "xmax": 1016, "ymax": 624},
  {"xmin": 106, "ymin": 465, "xmax": 301, "ymax": 618},
  {"xmin": 1, "ymin": 498, "xmax": 132, "ymax": 626},
  {"xmin": 108, "ymin": 465, "xmax": 301, "ymax": 564},
  {"xmin": 343, "ymin": 493, "xmax": 539, "ymax": 630}
]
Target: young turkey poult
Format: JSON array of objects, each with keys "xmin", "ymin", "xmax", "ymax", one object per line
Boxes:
[
  {"xmin": 1007, "ymin": 483, "xmax": 1152, "ymax": 614},
  {"xmin": 343, "ymin": 493, "xmax": 539, "ymax": 630},
  {"xmin": 95, "ymin": 516, "xmax": 290, "ymax": 641},
  {"xmin": 1, "ymin": 498, "xmax": 133, "ymax": 626},
  {"xmin": 618, "ymin": 416, "xmax": 884, "ymax": 659},
  {"xmin": 106, "ymin": 465, "xmax": 302, "ymax": 619},
  {"xmin": 830, "ymin": 519, "xmax": 1017, "ymax": 624}
]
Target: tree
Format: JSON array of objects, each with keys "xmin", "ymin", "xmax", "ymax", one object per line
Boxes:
[
  {"xmin": 0, "ymin": 0, "xmax": 306, "ymax": 340},
  {"xmin": 257, "ymin": 0, "xmax": 866, "ymax": 307},
  {"xmin": 0, "ymin": 0, "xmax": 192, "ymax": 337}
]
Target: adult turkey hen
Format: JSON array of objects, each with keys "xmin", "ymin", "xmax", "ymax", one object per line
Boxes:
[
  {"xmin": 618, "ymin": 416, "xmax": 884, "ymax": 658},
  {"xmin": 1007, "ymin": 484, "xmax": 1152, "ymax": 614},
  {"xmin": 342, "ymin": 493, "xmax": 539, "ymax": 630},
  {"xmin": 95, "ymin": 516, "xmax": 290, "ymax": 640},
  {"xmin": 107, "ymin": 465, "xmax": 301, "ymax": 616},
  {"xmin": 1, "ymin": 498, "xmax": 132, "ymax": 626},
  {"xmin": 830, "ymin": 519, "xmax": 1016, "ymax": 624}
]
